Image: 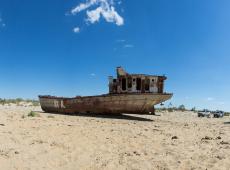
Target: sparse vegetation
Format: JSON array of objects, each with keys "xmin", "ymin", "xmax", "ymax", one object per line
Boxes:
[
  {"xmin": 47, "ymin": 115, "xmax": 55, "ymax": 118},
  {"xmin": 0, "ymin": 98, "xmax": 40, "ymax": 106},
  {"xmin": 157, "ymin": 104, "xmax": 229, "ymax": 116},
  {"xmin": 31, "ymin": 101, "xmax": 40, "ymax": 106},
  {"xmin": 157, "ymin": 103, "xmax": 188, "ymax": 112},
  {"xmin": 191, "ymin": 107, "xmax": 196, "ymax": 112},
  {"xmin": 167, "ymin": 108, "xmax": 174, "ymax": 112},
  {"xmin": 28, "ymin": 111, "xmax": 40, "ymax": 117},
  {"xmin": 178, "ymin": 105, "xmax": 186, "ymax": 112},
  {"xmin": 224, "ymin": 112, "xmax": 230, "ymax": 116}
]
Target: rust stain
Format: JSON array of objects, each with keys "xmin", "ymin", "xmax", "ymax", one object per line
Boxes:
[{"xmin": 39, "ymin": 67, "xmax": 173, "ymax": 114}]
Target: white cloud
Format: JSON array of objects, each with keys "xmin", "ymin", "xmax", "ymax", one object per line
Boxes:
[
  {"xmin": 124, "ymin": 44, "xmax": 134, "ymax": 48},
  {"xmin": 116, "ymin": 39, "xmax": 125, "ymax": 43},
  {"xmin": 90, "ymin": 73, "xmax": 96, "ymax": 76},
  {"xmin": 71, "ymin": 0, "xmax": 97, "ymax": 14},
  {"xmin": 217, "ymin": 101, "xmax": 225, "ymax": 105},
  {"xmin": 86, "ymin": 7, "xmax": 102, "ymax": 23},
  {"xmin": 73, "ymin": 27, "xmax": 80, "ymax": 33},
  {"xmin": 71, "ymin": 0, "xmax": 124, "ymax": 26},
  {"xmin": 0, "ymin": 17, "xmax": 6, "ymax": 28},
  {"xmin": 207, "ymin": 97, "xmax": 214, "ymax": 101}
]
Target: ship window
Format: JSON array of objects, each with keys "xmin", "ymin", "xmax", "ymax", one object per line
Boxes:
[
  {"xmin": 122, "ymin": 78, "xmax": 127, "ymax": 91},
  {"xmin": 136, "ymin": 78, "xmax": 141, "ymax": 91},
  {"xmin": 152, "ymin": 79, "xmax": 155, "ymax": 82},
  {"xmin": 145, "ymin": 79, "xmax": 150, "ymax": 91},
  {"xmin": 128, "ymin": 78, "xmax": 132, "ymax": 88},
  {"xmin": 113, "ymin": 79, "xmax": 116, "ymax": 83},
  {"xmin": 133, "ymin": 78, "xmax": 136, "ymax": 82}
]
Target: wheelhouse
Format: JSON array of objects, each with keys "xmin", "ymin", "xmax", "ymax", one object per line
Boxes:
[{"xmin": 109, "ymin": 67, "xmax": 167, "ymax": 94}]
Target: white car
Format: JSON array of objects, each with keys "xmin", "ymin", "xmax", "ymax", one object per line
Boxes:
[{"xmin": 198, "ymin": 109, "xmax": 211, "ymax": 118}]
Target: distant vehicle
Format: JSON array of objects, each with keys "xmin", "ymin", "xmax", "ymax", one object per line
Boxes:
[
  {"xmin": 198, "ymin": 109, "xmax": 211, "ymax": 118},
  {"xmin": 213, "ymin": 110, "xmax": 224, "ymax": 118}
]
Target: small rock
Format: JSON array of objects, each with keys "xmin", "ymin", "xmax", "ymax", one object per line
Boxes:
[
  {"xmin": 216, "ymin": 136, "xmax": 221, "ymax": 140},
  {"xmin": 220, "ymin": 141, "xmax": 229, "ymax": 145},
  {"xmin": 172, "ymin": 136, "xmax": 178, "ymax": 140},
  {"xmin": 14, "ymin": 151, "xmax": 19, "ymax": 154},
  {"xmin": 0, "ymin": 124, "xmax": 5, "ymax": 126},
  {"xmin": 201, "ymin": 136, "xmax": 213, "ymax": 141},
  {"xmin": 133, "ymin": 151, "xmax": 141, "ymax": 156},
  {"xmin": 216, "ymin": 155, "xmax": 224, "ymax": 160},
  {"xmin": 124, "ymin": 152, "xmax": 132, "ymax": 156}
]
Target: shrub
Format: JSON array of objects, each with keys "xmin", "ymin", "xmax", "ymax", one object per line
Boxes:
[
  {"xmin": 0, "ymin": 98, "xmax": 40, "ymax": 106},
  {"xmin": 191, "ymin": 107, "xmax": 196, "ymax": 112},
  {"xmin": 178, "ymin": 105, "xmax": 186, "ymax": 112},
  {"xmin": 32, "ymin": 101, "xmax": 40, "ymax": 106},
  {"xmin": 28, "ymin": 111, "xmax": 40, "ymax": 117},
  {"xmin": 224, "ymin": 112, "xmax": 230, "ymax": 116},
  {"xmin": 168, "ymin": 108, "xmax": 174, "ymax": 112}
]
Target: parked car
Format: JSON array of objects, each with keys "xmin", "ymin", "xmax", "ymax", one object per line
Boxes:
[
  {"xmin": 213, "ymin": 110, "xmax": 224, "ymax": 118},
  {"xmin": 198, "ymin": 109, "xmax": 211, "ymax": 118}
]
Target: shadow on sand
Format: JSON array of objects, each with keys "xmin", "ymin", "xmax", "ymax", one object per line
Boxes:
[
  {"xmin": 35, "ymin": 111, "xmax": 154, "ymax": 122},
  {"xmin": 224, "ymin": 122, "xmax": 230, "ymax": 124}
]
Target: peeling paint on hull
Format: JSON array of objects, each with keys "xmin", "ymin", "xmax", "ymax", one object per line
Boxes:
[{"xmin": 39, "ymin": 93, "xmax": 172, "ymax": 114}]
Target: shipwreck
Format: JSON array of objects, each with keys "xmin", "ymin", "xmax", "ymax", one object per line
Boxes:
[{"xmin": 39, "ymin": 67, "xmax": 172, "ymax": 114}]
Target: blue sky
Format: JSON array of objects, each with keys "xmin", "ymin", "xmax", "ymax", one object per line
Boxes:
[{"xmin": 0, "ymin": 0, "xmax": 230, "ymax": 111}]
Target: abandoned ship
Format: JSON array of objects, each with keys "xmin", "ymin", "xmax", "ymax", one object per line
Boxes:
[{"xmin": 39, "ymin": 67, "xmax": 172, "ymax": 114}]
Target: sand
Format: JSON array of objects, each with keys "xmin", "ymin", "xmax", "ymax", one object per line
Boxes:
[{"xmin": 0, "ymin": 105, "xmax": 229, "ymax": 170}]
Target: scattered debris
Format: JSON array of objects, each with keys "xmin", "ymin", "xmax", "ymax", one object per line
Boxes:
[
  {"xmin": 172, "ymin": 136, "xmax": 178, "ymax": 140},
  {"xmin": 216, "ymin": 136, "xmax": 222, "ymax": 140},
  {"xmin": 124, "ymin": 152, "xmax": 132, "ymax": 156},
  {"xmin": 220, "ymin": 141, "xmax": 229, "ymax": 145},
  {"xmin": 201, "ymin": 136, "xmax": 213, "ymax": 141},
  {"xmin": 216, "ymin": 155, "xmax": 225, "ymax": 160},
  {"xmin": 0, "ymin": 150, "xmax": 10, "ymax": 158},
  {"xmin": 133, "ymin": 151, "xmax": 141, "ymax": 156}
]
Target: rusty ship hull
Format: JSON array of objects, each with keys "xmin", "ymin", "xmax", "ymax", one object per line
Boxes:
[{"xmin": 39, "ymin": 93, "xmax": 172, "ymax": 114}]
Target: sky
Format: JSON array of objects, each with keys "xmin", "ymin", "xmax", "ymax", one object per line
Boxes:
[{"xmin": 0, "ymin": 0, "xmax": 230, "ymax": 111}]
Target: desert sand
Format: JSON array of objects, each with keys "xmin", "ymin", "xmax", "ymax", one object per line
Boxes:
[{"xmin": 0, "ymin": 105, "xmax": 229, "ymax": 170}]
